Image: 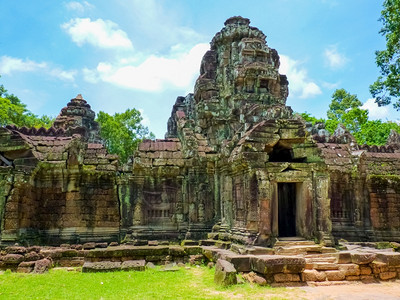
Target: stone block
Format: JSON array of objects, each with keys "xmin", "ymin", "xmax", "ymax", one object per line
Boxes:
[
  {"xmin": 214, "ymin": 259, "xmax": 237, "ymax": 286},
  {"xmin": 148, "ymin": 241, "xmax": 159, "ymax": 246},
  {"xmin": 58, "ymin": 258, "xmax": 84, "ymax": 267},
  {"xmin": 95, "ymin": 243, "xmax": 108, "ymax": 248},
  {"xmin": 242, "ymin": 271, "xmax": 267, "ymax": 285},
  {"xmin": 336, "ymin": 251, "xmax": 351, "ymax": 264},
  {"xmin": 345, "ymin": 275, "xmax": 360, "ymax": 281},
  {"xmin": 121, "ymin": 260, "xmax": 146, "ymax": 271},
  {"xmin": 2, "ymin": 254, "xmax": 24, "ymax": 264},
  {"xmin": 379, "ymin": 271, "xmax": 397, "ymax": 280},
  {"xmin": 371, "ymin": 261, "xmax": 388, "ymax": 274},
  {"xmin": 5, "ymin": 246, "xmax": 27, "ymax": 255},
  {"xmin": 338, "ymin": 264, "xmax": 360, "ymax": 276},
  {"xmin": 313, "ymin": 263, "xmax": 339, "ymax": 271},
  {"xmin": 183, "ymin": 246, "xmax": 202, "ymax": 255},
  {"xmin": 350, "ymin": 252, "xmax": 376, "ymax": 264},
  {"xmin": 24, "ymin": 251, "xmax": 42, "ymax": 261},
  {"xmin": 360, "ymin": 266, "xmax": 372, "ymax": 275},
  {"xmin": 225, "ymin": 255, "xmax": 252, "ymax": 272},
  {"xmin": 82, "ymin": 261, "xmax": 121, "ymax": 273},
  {"xmin": 33, "ymin": 258, "xmax": 52, "ymax": 274},
  {"xmin": 325, "ymin": 270, "xmax": 345, "ymax": 281},
  {"xmin": 60, "ymin": 249, "xmax": 79, "ymax": 257},
  {"xmin": 17, "ymin": 261, "xmax": 36, "ymax": 273},
  {"xmin": 250, "ymin": 255, "xmax": 306, "ymax": 275},
  {"xmin": 273, "ymin": 273, "xmax": 300, "ymax": 282},
  {"xmin": 168, "ymin": 246, "xmax": 185, "ymax": 257},
  {"xmin": 375, "ymin": 252, "xmax": 400, "ymax": 267},
  {"xmin": 189, "ymin": 255, "xmax": 203, "ymax": 265},
  {"xmin": 83, "ymin": 242, "xmax": 97, "ymax": 250},
  {"xmin": 301, "ymin": 269, "xmax": 327, "ymax": 282},
  {"xmin": 40, "ymin": 249, "xmax": 63, "ymax": 259}
]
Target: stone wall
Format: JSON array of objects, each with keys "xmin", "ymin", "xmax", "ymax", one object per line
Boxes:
[{"xmin": 1, "ymin": 17, "xmax": 400, "ymax": 248}]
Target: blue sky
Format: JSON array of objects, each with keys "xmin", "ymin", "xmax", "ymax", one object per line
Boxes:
[{"xmin": 0, "ymin": 0, "xmax": 396, "ymax": 138}]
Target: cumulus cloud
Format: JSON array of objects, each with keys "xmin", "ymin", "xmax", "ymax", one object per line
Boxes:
[
  {"xmin": 61, "ymin": 18, "xmax": 133, "ymax": 50},
  {"xmin": 324, "ymin": 45, "xmax": 348, "ymax": 69},
  {"xmin": 65, "ymin": 1, "xmax": 94, "ymax": 13},
  {"xmin": 279, "ymin": 55, "xmax": 322, "ymax": 99},
  {"xmin": 361, "ymin": 98, "xmax": 389, "ymax": 120},
  {"xmin": 138, "ymin": 109, "xmax": 151, "ymax": 127},
  {"xmin": 83, "ymin": 43, "xmax": 210, "ymax": 92},
  {"xmin": 0, "ymin": 56, "xmax": 76, "ymax": 81}
]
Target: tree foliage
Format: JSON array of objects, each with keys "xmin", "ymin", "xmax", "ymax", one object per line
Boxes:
[
  {"xmin": 370, "ymin": 0, "xmax": 400, "ymax": 109},
  {"xmin": 301, "ymin": 88, "xmax": 400, "ymax": 146},
  {"xmin": 0, "ymin": 79, "xmax": 54, "ymax": 128},
  {"xmin": 96, "ymin": 109, "xmax": 154, "ymax": 163}
]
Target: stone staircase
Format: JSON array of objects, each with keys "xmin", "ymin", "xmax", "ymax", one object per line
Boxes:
[{"xmin": 274, "ymin": 239, "xmax": 337, "ymax": 256}]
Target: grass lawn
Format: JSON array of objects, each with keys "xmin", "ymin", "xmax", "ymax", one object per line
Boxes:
[{"xmin": 0, "ymin": 266, "xmax": 302, "ymax": 299}]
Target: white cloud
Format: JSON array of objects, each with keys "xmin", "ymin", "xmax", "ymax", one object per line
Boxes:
[
  {"xmin": 324, "ymin": 45, "xmax": 348, "ymax": 69},
  {"xmin": 361, "ymin": 98, "xmax": 389, "ymax": 120},
  {"xmin": 279, "ymin": 55, "xmax": 322, "ymax": 99},
  {"xmin": 0, "ymin": 56, "xmax": 46, "ymax": 74},
  {"xmin": 0, "ymin": 56, "xmax": 76, "ymax": 81},
  {"xmin": 138, "ymin": 109, "xmax": 151, "ymax": 127},
  {"xmin": 83, "ymin": 43, "xmax": 210, "ymax": 92},
  {"xmin": 65, "ymin": 1, "xmax": 94, "ymax": 13},
  {"xmin": 61, "ymin": 18, "xmax": 133, "ymax": 50}
]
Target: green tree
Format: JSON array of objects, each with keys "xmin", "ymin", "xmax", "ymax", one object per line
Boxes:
[
  {"xmin": 302, "ymin": 88, "xmax": 400, "ymax": 145},
  {"xmin": 96, "ymin": 109, "xmax": 154, "ymax": 163},
  {"xmin": 299, "ymin": 112, "xmax": 325, "ymax": 125},
  {"xmin": 327, "ymin": 89, "xmax": 363, "ymax": 120},
  {"xmin": 325, "ymin": 89, "xmax": 368, "ymax": 134},
  {"xmin": 370, "ymin": 0, "xmax": 400, "ymax": 109},
  {"xmin": 357, "ymin": 120, "xmax": 400, "ymax": 145}
]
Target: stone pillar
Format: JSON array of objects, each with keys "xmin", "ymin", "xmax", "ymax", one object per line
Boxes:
[
  {"xmin": 220, "ymin": 166, "xmax": 233, "ymax": 227},
  {"xmin": 117, "ymin": 175, "xmax": 132, "ymax": 228},
  {"xmin": 133, "ymin": 176, "xmax": 144, "ymax": 226},
  {"xmin": 314, "ymin": 173, "xmax": 333, "ymax": 245},
  {"xmin": 257, "ymin": 171, "xmax": 273, "ymax": 242}
]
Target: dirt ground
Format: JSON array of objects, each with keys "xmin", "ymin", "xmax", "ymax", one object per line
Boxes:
[{"xmin": 296, "ymin": 281, "xmax": 400, "ymax": 300}]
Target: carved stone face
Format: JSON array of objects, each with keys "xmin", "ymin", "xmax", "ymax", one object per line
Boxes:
[{"xmin": 200, "ymin": 50, "xmax": 217, "ymax": 80}]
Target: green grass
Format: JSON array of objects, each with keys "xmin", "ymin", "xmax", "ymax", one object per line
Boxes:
[{"xmin": 0, "ymin": 267, "xmax": 300, "ymax": 300}]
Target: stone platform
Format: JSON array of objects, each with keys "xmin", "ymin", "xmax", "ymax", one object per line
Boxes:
[{"xmin": 1, "ymin": 240, "xmax": 399, "ymax": 285}]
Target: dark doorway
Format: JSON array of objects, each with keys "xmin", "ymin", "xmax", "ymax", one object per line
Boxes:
[{"xmin": 278, "ymin": 182, "xmax": 296, "ymax": 237}]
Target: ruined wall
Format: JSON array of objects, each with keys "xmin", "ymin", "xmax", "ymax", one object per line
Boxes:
[
  {"xmin": 1, "ymin": 17, "xmax": 400, "ymax": 247},
  {"xmin": 119, "ymin": 138, "xmax": 217, "ymax": 242},
  {"xmin": 318, "ymin": 141, "xmax": 400, "ymax": 242},
  {"xmin": 0, "ymin": 97, "xmax": 121, "ymax": 245}
]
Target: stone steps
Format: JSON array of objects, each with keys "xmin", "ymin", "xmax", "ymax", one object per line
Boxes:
[
  {"xmin": 274, "ymin": 240, "xmax": 316, "ymax": 247},
  {"xmin": 274, "ymin": 245, "xmax": 323, "ymax": 255}
]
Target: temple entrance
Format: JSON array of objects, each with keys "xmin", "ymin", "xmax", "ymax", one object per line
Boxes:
[{"xmin": 278, "ymin": 182, "xmax": 296, "ymax": 237}]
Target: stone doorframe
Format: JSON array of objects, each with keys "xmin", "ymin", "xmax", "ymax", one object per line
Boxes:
[
  {"xmin": 271, "ymin": 179, "xmax": 314, "ymax": 239},
  {"xmin": 266, "ymin": 165, "xmax": 332, "ymax": 244}
]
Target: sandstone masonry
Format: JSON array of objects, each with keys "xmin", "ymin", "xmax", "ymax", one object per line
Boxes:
[{"xmin": 0, "ymin": 16, "xmax": 400, "ymax": 249}]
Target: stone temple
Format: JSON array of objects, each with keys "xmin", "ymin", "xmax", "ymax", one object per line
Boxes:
[{"xmin": 1, "ymin": 16, "xmax": 400, "ymax": 248}]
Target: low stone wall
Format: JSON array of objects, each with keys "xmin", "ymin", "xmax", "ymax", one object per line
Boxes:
[
  {"xmin": 0, "ymin": 243, "xmax": 204, "ymax": 273},
  {"xmin": 1, "ymin": 243, "xmax": 400, "ymax": 285},
  {"xmin": 202, "ymin": 246, "xmax": 400, "ymax": 285}
]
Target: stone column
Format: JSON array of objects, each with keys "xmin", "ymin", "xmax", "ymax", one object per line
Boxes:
[
  {"xmin": 314, "ymin": 173, "xmax": 333, "ymax": 245},
  {"xmin": 133, "ymin": 176, "xmax": 144, "ymax": 226}
]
